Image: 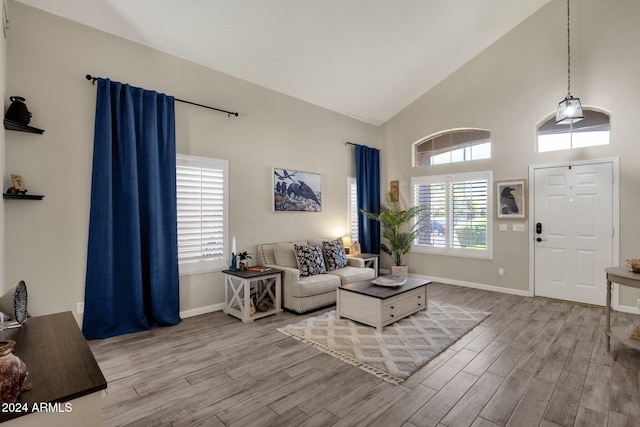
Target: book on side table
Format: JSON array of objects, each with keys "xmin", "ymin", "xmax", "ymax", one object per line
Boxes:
[{"xmin": 247, "ymin": 266, "xmax": 272, "ymax": 272}]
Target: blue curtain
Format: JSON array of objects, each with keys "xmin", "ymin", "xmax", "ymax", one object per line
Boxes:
[
  {"xmin": 355, "ymin": 145, "xmax": 381, "ymax": 254},
  {"xmin": 83, "ymin": 78, "xmax": 181, "ymax": 340}
]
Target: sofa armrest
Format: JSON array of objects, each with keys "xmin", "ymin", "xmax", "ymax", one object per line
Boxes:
[
  {"xmin": 264, "ymin": 264, "xmax": 300, "ymax": 289},
  {"xmin": 346, "ymin": 257, "xmax": 365, "ymax": 268}
]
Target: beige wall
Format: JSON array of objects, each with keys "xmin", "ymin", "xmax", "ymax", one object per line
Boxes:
[
  {"xmin": 4, "ymin": 0, "xmax": 640, "ymax": 325},
  {"xmin": 382, "ymin": 0, "xmax": 640, "ymax": 305},
  {"xmin": 4, "ymin": 1, "xmax": 380, "ymax": 324}
]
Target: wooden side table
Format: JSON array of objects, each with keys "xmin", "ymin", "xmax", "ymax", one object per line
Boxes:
[
  {"xmin": 223, "ymin": 269, "xmax": 282, "ymax": 323},
  {"xmin": 0, "ymin": 311, "xmax": 106, "ymax": 425},
  {"xmin": 605, "ymin": 266, "xmax": 640, "ymax": 352},
  {"xmin": 347, "ymin": 253, "xmax": 379, "ymax": 277}
]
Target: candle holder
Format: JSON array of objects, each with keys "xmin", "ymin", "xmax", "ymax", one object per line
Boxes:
[{"xmin": 229, "ymin": 253, "xmax": 239, "ymax": 272}]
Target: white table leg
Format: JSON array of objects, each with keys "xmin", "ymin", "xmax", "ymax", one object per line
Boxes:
[{"xmin": 275, "ymin": 275, "xmax": 281, "ymax": 311}]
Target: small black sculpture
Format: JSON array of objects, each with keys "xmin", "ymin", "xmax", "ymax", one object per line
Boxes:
[{"xmin": 5, "ymin": 187, "xmax": 27, "ymax": 195}]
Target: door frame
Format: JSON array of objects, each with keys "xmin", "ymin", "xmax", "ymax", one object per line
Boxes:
[{"xmin": 528, "ymin": 157, "xmax": 620, "ymax": 308}]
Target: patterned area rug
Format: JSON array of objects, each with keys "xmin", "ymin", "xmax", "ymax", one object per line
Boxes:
[{"xmin": 278, "ymin": 301, "xmax": 490, "ymax": 384}]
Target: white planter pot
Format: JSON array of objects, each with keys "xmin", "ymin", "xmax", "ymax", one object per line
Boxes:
[{"xmin": 391, "ymin": 265, "xmax": 408, "ymax": 277}]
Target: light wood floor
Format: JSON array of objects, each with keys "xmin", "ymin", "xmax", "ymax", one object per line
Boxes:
[{"xmin": 89, "ymin": 283, "xmax": 640, "ymax": 427}]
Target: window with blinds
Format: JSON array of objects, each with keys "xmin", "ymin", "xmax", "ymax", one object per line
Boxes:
[
  {"xmin": 348, "ymin": 177, "xmax": 359, "ymax": 242},
  {"xmin": 412, "ymin": 171, "xmax": 492, "ymax": 259},
  {"xmin": 176, "ymin": 154, "xmax": 229, "ymax": 275}
]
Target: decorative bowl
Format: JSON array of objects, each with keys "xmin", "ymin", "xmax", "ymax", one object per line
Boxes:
[
  {"xmin": 626, "ymin": 259, "xmax": 640, "ymax": 273},
  {"xmin": 372, "ymin": 275, "xmax": 407, "ymax": 287}
]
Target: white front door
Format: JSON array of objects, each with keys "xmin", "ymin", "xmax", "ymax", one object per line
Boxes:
[{"xmin": 533, "ymin": 162, "xmax": 613, "ymax": 305}]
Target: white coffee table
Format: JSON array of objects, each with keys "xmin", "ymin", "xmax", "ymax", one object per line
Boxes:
[{"xmin": 336, "ymin": 278, "xmax": 430, "ymax": 331}]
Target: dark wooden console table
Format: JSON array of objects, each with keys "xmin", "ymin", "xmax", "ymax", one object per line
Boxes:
[{"xmin": 0, "ymin": 311, "xmax": 107, "ymax": 425}]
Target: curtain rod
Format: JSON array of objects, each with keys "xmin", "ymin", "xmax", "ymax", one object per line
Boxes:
[
  {"xmin": 85, "ymin": 74, "xmax": 239, "ymax": 117},
  {"xmin": 345, "ymin": 141, "xmax": 374, "ymax": 148}
]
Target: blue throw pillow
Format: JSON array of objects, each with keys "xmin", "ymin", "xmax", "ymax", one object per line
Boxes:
[
  {"xmin": 294, "ymin": 244, "xmax": 327, "ymax": 277},
  {"xmin": 322, "ymin": 238, "xmax": 347, "ymax": 271}
]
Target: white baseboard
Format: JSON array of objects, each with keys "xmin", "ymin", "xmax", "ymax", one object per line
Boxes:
[
  {"xmin": 180, "ymin": 277, "xmax": 635, "ymax": 317},
  {"xmin": 180, "ymin": 303, "xmax": 225, "ymax": 319},
  {"xmin": 405, "ymin": 272, "xmax": 640, "ymax": 312},
  {"xmin": 402, "ymin": 272, "xmax": 532, "ymax": 298},
  {"xmin": 616, "ymin": 304, "xmax": 640, "ymax": 315}
]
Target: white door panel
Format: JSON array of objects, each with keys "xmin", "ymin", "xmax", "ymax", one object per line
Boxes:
[{"xmin": 534, "ymin": 162, "xmax": 613, "ymax": 305}]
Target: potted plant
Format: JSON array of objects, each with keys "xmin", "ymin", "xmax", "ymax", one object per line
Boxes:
[
  {"xmin": 361, "ymin": 192, "xmax": 428, "ymax": 276},
  {"xmin": 238, "ymin": 251, "xmax": 251, "ymax": 271}
]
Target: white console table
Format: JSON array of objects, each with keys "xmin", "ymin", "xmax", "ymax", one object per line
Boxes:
[{"xmin": 605, "ymin": 266, "xmax": 640, "ymax": 352}]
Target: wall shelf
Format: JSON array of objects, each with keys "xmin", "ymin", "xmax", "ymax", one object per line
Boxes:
[
  {"xmin": 3, "ymin": 118, "xmax": 44, "ymax": 134},
  {"xmin": 3, "ymin": 193, "xmax": 44, "ymax": 200}
]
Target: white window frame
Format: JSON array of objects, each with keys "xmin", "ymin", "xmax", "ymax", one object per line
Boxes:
[
  {"xmin": 176, "ymin": 154, "xmax": 229, "ymax": 275},
  {"xmin": 347, "ymin": 177, "xmax": 359, "ymax": 243},
  {"xmin": 411, "ymin": 171, "xmax": 493, "ymax": 259},
  {"xmin": 412, "ymin": 128, "xmax": 491, "ymax": 167},
  {"xmin": 536, "ymin": 106, "xmax": 611, "ymax": 152}
]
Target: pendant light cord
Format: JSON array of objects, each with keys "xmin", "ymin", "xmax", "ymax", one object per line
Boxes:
[{"xmin": 566, "ymin": 0, "xmax": 572, "ymax": 97}]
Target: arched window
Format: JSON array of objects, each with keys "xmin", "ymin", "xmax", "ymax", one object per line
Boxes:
[
  {"xmin": 537, "ymin": 108, "xmax": 610, "ymax": 152},
  {"xmin": 413, "ymin": 129, "xmax": 491, "ymax": 167}
]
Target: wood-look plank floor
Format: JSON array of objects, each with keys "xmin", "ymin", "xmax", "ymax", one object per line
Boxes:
[{"xmin": 88, "ymin": 283, "xmax": 640, "ymax": 427}]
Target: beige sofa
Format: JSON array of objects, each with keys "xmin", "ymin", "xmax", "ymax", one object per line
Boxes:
[{"xmin": 256, "ymin": 239, "xmax": 376, "ymax": 313}]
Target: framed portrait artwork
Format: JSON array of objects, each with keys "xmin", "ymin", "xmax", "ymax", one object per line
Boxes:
[
  {"xmin": 496, "ymin": 179, "xmax": 527, "ymax": 219},
  {"xmin": 273, "ymin": 168, "xmax": 322, "ymax": 212}
]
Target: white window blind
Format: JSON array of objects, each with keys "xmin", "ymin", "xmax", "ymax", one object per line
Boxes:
[
  {"xmin": 348, "ymin": 177, "xmax": 359, "ymax": 242},
  {"xmin": 176, "ymin": 155, "xmax": 228, "ymax": 275},
  {"xmin": 414, "ymin": 129, "xmax": 491, "ymax": 166},
  {"xmin": 412, "ymin": 171, "xmax": 492, "ymax": 259}
]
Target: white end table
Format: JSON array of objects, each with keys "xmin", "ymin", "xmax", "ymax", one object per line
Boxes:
[
  {"xmin": 223, "ymin": 268, "xmax": 282, "ymax": 322},
  {"xmin": 347, "ymin": 253, "xmax": 379, "ymax": 277}
]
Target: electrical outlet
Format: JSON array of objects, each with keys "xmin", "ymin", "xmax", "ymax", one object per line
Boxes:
[
  {"xmin": 77, "ymin": 302, "xmax": 84, "ymax": 314},
  {"xmin": 498, "ymin": 268, "xmax": 505, "ymax": 276}
]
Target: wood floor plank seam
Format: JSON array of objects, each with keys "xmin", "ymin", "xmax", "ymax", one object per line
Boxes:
[{"xmin": 88, "ymin": 283, "xmax": 639, "ymax": 427}]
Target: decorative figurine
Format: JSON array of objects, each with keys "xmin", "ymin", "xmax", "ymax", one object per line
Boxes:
[
  {"xmin": 6, "ymin": 174, "xmax": 27, "ymax": 195},
  {"xmin": 238, "ymin": 251, "xmax": 251, "ymax": 271}
]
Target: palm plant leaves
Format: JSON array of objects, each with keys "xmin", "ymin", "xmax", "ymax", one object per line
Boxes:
[{"xmin": 361, "ymin": 192, "xmax": 429, "ymax": 266}]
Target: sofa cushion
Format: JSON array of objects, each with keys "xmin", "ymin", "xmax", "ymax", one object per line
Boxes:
[
  {"xmin": 330, "ymin": 266, "xmax": 376, "ymax": 284},
  {"xmin": 274, "ymin": 243, "xmax": 298, "ymax": 268},
  {"xmin": 289, "ymin": 274, "xmax": 341, "ymax": 297},
  {"xmin": 294, "ymin": 244, "xmax": 326, "ymax": 277},
  {"xmin": 322, "ymin": 238, "xmax": 347, "ymax": 271}
]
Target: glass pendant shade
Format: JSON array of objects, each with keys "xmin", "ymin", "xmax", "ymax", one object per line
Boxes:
[{"xmin": 556, "ymin": 95, "xmax": 584, "ymax": 124}]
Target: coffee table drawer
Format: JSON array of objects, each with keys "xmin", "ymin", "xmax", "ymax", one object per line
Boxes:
[{"xmin": 382, "ymin": 288, "xmax": 425, "ymax": 322}]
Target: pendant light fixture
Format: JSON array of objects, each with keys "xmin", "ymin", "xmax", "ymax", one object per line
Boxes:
[{"xmin": 556, "ymin": 0, "xmax": 584, "ymax": 124}]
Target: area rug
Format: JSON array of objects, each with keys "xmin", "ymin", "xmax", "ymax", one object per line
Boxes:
[{"xmin": 277, "ymin": 301, "xmax": 490, "ymax": 384}]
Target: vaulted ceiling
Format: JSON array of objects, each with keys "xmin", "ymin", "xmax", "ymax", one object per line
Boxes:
[{"xmin": 14, "ymin": 0, "xmax": 552, "ymax": 125}]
